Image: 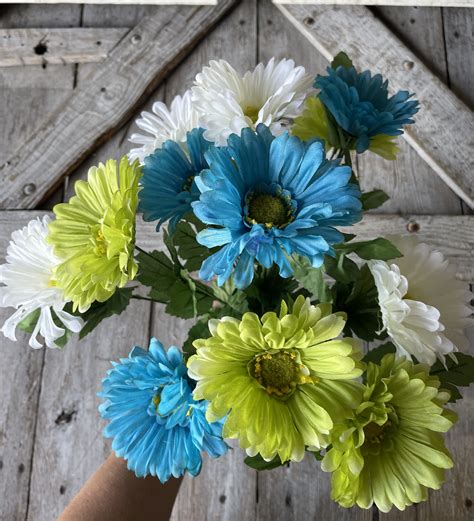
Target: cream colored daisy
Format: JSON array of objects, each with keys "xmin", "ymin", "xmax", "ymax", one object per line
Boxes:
[
  {"xmin": 192, "ymin": 58, "xmax": 312, "ymax": 145},
  {"xmin": 128, "ymin": 90, "xmax": 201, "ymax": 164},
  {"xmin": 369, "ymin": 235, "xmax": 473, "ymax": 366}
]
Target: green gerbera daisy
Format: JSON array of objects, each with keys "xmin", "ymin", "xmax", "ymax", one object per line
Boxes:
[
  {"xmin": 322, "ymin": 353, "xmax": 457, "ymax": 512},
  {"xmin": 187, "ymin": 295, "xmax": 364, "ymax": 463},
  {"xmin": 48, "ymin": 157, "xmax": 141, "ymax": 312}
]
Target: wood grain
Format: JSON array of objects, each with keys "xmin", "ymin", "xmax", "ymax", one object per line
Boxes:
[
  {"xmin": 274, "ymin": 3, "xmax": 474, "ymax": 209},
  {"xmin": 0, "ymin": 28, "xmax": 128, "ymax": 68},
  {"xmin": 0, "ymin": 0, "xmax": 239, "ymax": 210}
]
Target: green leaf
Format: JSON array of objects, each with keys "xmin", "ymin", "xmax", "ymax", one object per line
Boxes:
[
  {"xmin": 79, "ymin": 287, "xmax": 133, "ymax": 339},
  {"xmin": 360, "ymin": 190, "xmax": 390, "ymax": 211},
  {"xmin": 244, "ymin": 454, "xmax": 284, "ymax": 471},
  {"xmin": 137, "ymin": 250, "xmax": 213, "ymax": 319},
  {"xmin": 331, "ymin": 51, "xmax": 353, "ymax": 70},
  {"xmin": 243, "ymin": 265, "xmax": 299, "ymax": 315},
  {"xmin": 173, "ymin": 220, "xmax": 216, "ymax": 272},
  {"xmin": 363, "ymin": 342, "xmax": 396, "ymax": 364},
  {"xmin": 430, "ymin": 353, "xmax": 474, "ymax": 401},
  {"xmin": 292, "ymin": 255, "xmax": 332, "ymax": 303},
  {"xmin": 335, "ymin": 238, "xmax": 402, "ymax": 261},
  {"xmin": 212, "ymin": 279, "xmax": 249, "ymax": 315},
  {"xmin": 17, "ymin": 309, "xmax": 41, "ymax": 334},
  {"xmin": 332, "ymin": 264, "xmax": 385, "ymax": 341},
  {"xmin": 324, "ymin": 253, "xmax": 360, "ymax": 283},
  {"xmin": 182, "ymin": 316, "xmax": 211, "ymax": 359}
]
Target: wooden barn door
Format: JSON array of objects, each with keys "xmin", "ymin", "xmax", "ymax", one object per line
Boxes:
[{"xmin": 0, "ymin": 2, "xmax": 472, "ymax": 520}]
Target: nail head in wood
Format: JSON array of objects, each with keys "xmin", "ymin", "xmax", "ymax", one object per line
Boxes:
[
  {"xmin": 303, "ymin": 16, "xmax": 315, "ymax": 26},
  {"xmin": 22, "ymin": 183, "xmax": 36, "ymax": 196},
  {"xmin": 403, "ymin": 60, "xmax": 415, "ymax": 71},
  {"xmin": 131, "ymin": 34, "xmax": 142, "ymax": 44},
  {"xmin": 406, "ymin": 221, "xmax": 420, "ymax": 233}
]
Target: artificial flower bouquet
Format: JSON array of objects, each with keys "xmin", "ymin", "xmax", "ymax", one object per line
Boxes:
[{"xmin": 1, "ymin": 53, "xmax": 473, "ymax": 513}]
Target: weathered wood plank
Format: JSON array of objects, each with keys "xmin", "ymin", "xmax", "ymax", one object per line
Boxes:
[
  {"xmin": 0, "ymin": 0, "xmax": 240, "ymax": 210},
  {"xmin": 443, "ymin": 7, "xmax": 474, "ymax": 109},
  {"xmin": 274, "ymin": 3, "xmax": 474, "ymax": 209},
  {"xmin": 25, "ymin": 300, "xmax": 152, "ymax": 521},
  {"xmin": 0, "ymin": 8, "xmax": 81, "ymax": 520},
  {"xmin": 274, "ymin": 0, "xmax": 474, "ymax": 6},
  {"xmin": 0, "ymin": 28, "xmax": 128, "ymax": 68},
  {"xmin": 0, "ymin": 218, "xmax": 46, "ymax": 521}
]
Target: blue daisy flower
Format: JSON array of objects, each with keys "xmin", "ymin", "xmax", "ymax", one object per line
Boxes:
[
  {"xmin": 138, "ymin": 128, "xmax": 214, "ymax": 231},
  {"xmin": 191, "ymin": 124, "xmax": 362, "ymax": 289},
  {"xmin": 98, "ymin": 338, "xmax": 227, "ymax": 482},
  {"xmin": 315, "ymin": 66, "xmax": 419, "ymax": 153}
]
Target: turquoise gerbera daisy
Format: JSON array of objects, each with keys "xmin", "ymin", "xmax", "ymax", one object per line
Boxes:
[
  {"xmin": 192, "ymin": 124, "xmax": 362, "ymax": 289},
  {"xmin": 98, "ymin": 338, "xmax": 228, "ymax": 482},
  {"xmin": 315, "ymin": 66, "xmax": 419, "ymax": 153},
  {"xmin": 138, "ymin": 128, "xmax": 214, "ymax": 231}
]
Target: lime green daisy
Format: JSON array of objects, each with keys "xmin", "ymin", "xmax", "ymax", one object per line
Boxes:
[
  {"xmin": 322, "ymin": 353, "xmax": 457, "ymax": 512},
  {"xmin": 48, "ymin": 157, "xmax": 141, "ymax": 312},
  {"xmin": 187, "ymin": 295, "xmax": 364, "ymax": 463}
]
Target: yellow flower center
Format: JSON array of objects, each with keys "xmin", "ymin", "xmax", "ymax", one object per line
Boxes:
[
  {"xmin": 246, "ymin": 193, "xmax": 292, "ymax": 228},
  {"xmin": 152, "ymin": 394, "xmax": 161, "ymax": 410},
  {"xmin": 250, "ymin": 351, "xmax": 314, "ymax": 397},
  {"xmin": 363, "ymin": 420, "xmax": 392, "ymax": 444},
  {"xmin": 243, "ymin": 105, "xmax": 260, "ymax": 124},
  {"xmin": 93, "ymin": 229, "xmax": 108, "ymax": 256}
]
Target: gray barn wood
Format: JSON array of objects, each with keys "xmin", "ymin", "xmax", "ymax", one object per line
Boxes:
[
  {"xmin": 0, "ymin": 2, "xmax": 473, "ymax": 521},
  {"xmin": 0, "ymin": 28, "xmax": 128, "ymax": 67}
]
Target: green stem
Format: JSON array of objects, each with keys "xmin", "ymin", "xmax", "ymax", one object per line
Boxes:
[{"xmin": 131, "ymin": 294, "xmax": 156, "ymax": 302}]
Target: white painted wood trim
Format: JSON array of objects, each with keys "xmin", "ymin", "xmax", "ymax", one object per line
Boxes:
[
  {"xmin": 275, "ymin": 3, "xmax": 474, "ymax": 209},
  {"xmin": 2, "ymin": 0, "xmax": 217, "ymax": 4}
]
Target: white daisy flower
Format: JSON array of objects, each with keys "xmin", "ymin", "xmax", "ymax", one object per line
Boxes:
[
  {"xmin": 0, "ymin": 216, "xmax": 83, "ymax": 349},
  {"xmin": 128, "ymin": 89, "xmax": 201, "ymax": 164},
  {"xmin": 192, "ymin": 58, "xmax": 313, "ymax": 145},
  {"xmin": 369, "ymin": 235, "xmax": 473, "ymax": 366}
]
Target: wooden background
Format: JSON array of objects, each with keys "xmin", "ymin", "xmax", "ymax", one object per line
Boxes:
[{"xmin": 0, "ymin": 2, "xmax": 473, "ymax": 520}]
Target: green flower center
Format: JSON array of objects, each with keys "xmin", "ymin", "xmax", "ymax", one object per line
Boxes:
[
  {"xmin": 243, "ymin": 105, "xmax": 260, "ymax": 124},
  {"xmin": 363, "ymin": 420, "xmax": 393, "ymax": 444},
  {"xmin": 250, "ymin": 351, "xmax": 313, "ymax": 397},
  {"xmin": 246, "ymin": 193, "xmax": 292, "ymax": 228},
  {"xmin": 181, "ymin": 175, "xmax": 194, "ymax": 193}
]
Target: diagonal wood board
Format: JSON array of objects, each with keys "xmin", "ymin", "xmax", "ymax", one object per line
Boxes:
[
  {"xmin": 0, "ymin": 0, "xmax": 239, "ymax": 209},
  {"xmin": 274, "ymin": 2, "xmax": 474, "ymax": 209},
  {"xmin": 0, "ymin": 2, "xmax": 473, "ymax": 209}
]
